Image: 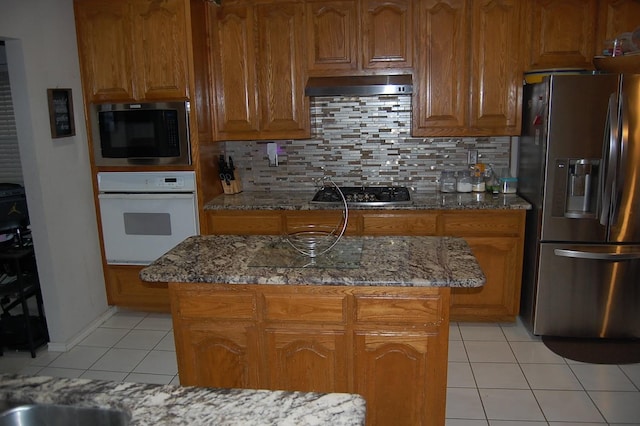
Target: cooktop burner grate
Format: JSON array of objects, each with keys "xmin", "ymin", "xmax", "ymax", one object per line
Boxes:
[{"xmin": 311, "ymin": 186, "xmax": 411, "ymax": 206}]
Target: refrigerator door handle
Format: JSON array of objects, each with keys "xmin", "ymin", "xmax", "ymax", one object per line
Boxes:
[
  {"xmin": 554, "ymin": 248, "xmax": 640, "ymax": 261},
  {"xmin": 599, "ymin": 93, "xmax": 619, "ymax": 227},
  {"xmin": 612, "ymin": 92, "xmax": 629, "ymax": 226}
]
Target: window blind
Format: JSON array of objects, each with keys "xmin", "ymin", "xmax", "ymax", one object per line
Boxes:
[{"xmin": 0, "ymin": 63, "xmax": 24, "ymax": 185}]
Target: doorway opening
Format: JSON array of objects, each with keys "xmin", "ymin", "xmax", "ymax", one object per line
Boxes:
[{"xmin": 0, "ymin": 39, "xmax": 49, "ymax": 357}]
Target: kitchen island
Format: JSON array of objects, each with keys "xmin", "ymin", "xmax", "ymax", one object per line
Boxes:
[
  {"xmin": 140, "ymin": 234, "xmax": 485, "ymax": 426},
  {"xmin": 0, "ymin": 373, "xmax": 365, "ymax": 425}
]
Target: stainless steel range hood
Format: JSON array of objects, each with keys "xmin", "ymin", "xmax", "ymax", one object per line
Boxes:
[{"xmin": 305, "ymin": 75, "xmax": 412, "ymax": 97}]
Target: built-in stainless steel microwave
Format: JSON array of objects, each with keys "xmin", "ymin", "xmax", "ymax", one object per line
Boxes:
[{"xmin": 91, "ymin": 101, "xmax": 191, "ymax": 166}]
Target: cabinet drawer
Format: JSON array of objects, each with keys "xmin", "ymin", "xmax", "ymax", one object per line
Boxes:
[
  {"xmin": 174, "ymin": 290, "xmax": 256, "ymax": 320},
  {"xmin": 285, "ymin": 212, "xmax": 357, "ymax": 235},
  {"xmin": 440, "ymin": 211, "xmax": 524, "ymax": 236},
  {"xmin": 207, "ymin": 212, "xmax": 282, "ymax": 235},
  {"xmin": 354, "ymin": 294, "xmax": 443, "ymax": 324},
  {"xmin": 363, "ymin": 212, "xmax": 437, "ymax": 235},
  {"xmin": 262, "ymin": 294, "xmax": 346, "ymax": 323}
]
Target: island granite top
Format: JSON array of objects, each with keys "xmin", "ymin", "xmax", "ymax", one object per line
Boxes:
[
  {"xmin": 204, "ymin": 190, "xmax": 531, "ymax": 211},
  {"xmin": 0, "ymin": 374, "xmax": 365, "ymax": 426},
  {"xmin": 140, "ymin": 235, "xmax": 485, "ymax": 288}
]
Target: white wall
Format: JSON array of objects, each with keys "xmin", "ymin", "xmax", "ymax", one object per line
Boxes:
[{"xmin": 1, "ymin": 0, "xmax": 110, "ymax": 347}]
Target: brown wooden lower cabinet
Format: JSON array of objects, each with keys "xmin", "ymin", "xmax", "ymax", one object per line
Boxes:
[
  {"xmin": 439, "ymin": 211, "xmax": 525, "ymax": 322},
  {"xmin": 205, "ymin": 208, "xmax": 526, "ymax": 321},
  {"xmin": 170, "ymin": 283, "xmax": 450, "ymax": 426},
  {"xmin": 113, "ymin": 208, "xmax": 524, "ymax": 319},
  {"xmin": 104, "ymin": 264, "xmax": 170, "ymax": 312},
  {"xmin": 265, "ymin": 328, "xmax": 349, "ymax": 393},
  {"xmin": 452, "ymin": 236, "xmax": 522, "ymax": 321}
]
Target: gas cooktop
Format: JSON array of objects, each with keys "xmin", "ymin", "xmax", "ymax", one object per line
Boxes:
[{"xmin": 311, "ymin": 186, "xmax": 412, "ymax": 206}]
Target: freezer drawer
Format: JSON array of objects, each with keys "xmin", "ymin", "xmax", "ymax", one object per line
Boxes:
[{"xmin": 534, "ymin": 243, "xmax": 640, "ymax": 338}]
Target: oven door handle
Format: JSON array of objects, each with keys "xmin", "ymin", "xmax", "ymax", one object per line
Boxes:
[
  {"xmin": 98, "ymin": 192, "xmax": 195, "ymax": 200},
  {"xmin": 554, "ymin": 248, "xmax": 640, "ymax": 261}
]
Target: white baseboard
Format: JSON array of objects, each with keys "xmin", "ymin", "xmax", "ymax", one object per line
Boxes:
[{"xmin": 46, "ymin": 306, "xmax": 118, "ymax": 352}]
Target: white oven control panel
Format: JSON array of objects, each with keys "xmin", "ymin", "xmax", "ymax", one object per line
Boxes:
[
  {"xmin": 155, "ymin": 176, "xmax": 185, "ymax": 189},
  {"xmin": 97, "ymin": 171, "xmax": 196, "ymax": 193}
]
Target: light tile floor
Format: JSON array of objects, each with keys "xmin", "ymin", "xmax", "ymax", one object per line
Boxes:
[
  {"xmin": 447, "ymin": 320, "xmax": 640, "ymax": 426},
  {"xmin": 1, "ymin": 310, "xmax": 639, "ymax": 425},
  {"xmin": 0, "ymin": 310, "xmax": 179, "ymax": 386}
]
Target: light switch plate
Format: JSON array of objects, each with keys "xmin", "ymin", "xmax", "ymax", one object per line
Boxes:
[{"xmin": 267, "ymin": 142, "xmax": 278, "ymax": 167}]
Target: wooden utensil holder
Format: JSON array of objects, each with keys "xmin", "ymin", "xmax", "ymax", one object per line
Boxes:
[{"xmin": 222, "ymin": 172, "xmax": 242, "ymax": 194}]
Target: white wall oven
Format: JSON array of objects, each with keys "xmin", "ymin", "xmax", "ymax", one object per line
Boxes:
[{"xmin": 97, "ymin": 172, "xmax": 198, "ymax": 265}]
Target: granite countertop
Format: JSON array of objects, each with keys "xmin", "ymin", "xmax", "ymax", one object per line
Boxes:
[
  {"xmin": 140, "ymin": 235, "xmax": 485, "ymax": 288},
  {"xmin": 204, "ymin": 190, "xmax": 531, "ymax": 211},
  {"xmin": 0, "ymin": 374, "xmax": 366, "ymax": 426}
]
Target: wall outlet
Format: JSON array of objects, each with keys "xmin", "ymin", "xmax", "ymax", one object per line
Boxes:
[
  {"xmin": 267, "ymin": 142, "xmax": 278, "ymax": 167},
  {"xmin": 468, "ymin": 149, "xmax": 478, "ymax": 165}
]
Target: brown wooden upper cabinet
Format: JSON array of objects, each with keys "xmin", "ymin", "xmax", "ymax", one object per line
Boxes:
[
  {"xmin": 525, "ymin": 0, "xmax": 599, "ymax": 70},
  {"xmin": 413, "ymin": 0, "xmax": 524, "ymax": 137},
  {"xmin": 469, "ymin": 0, "xmax": 524, "ymax": 134},
  {"xmin": 525, "ymin": 0, "xmax": 640, "ymax": 71},
  {"xmin": 595, "ymin": 0, "xmax": 640, "ymax": 58},
  {"xmin": 306, "ymin": 0, "xmax": 359, "ymax": 72},
  {"xmin": 209, "ymin": 0, "xmax": 309, "ymax": 141},
  {"xmin": 362, "ymin": 0, "xmax": 414, "ymax": 69},
  {"xmin": 74, "ymin": 0, "xmax": 190, "ymax": 103},
  {"xmin": 306, "ymin": 0, "xmax": 413, "ymax": 75}
]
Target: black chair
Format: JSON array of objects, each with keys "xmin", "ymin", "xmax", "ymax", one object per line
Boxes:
[{"xmin": 0, "ymin": 228, "xmax": 49, "ymax": 358}]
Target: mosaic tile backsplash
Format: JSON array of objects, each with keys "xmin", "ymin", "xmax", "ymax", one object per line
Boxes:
[{"xmin": 222, "ymin": 95, "xmax": 512, "ymax": 192}]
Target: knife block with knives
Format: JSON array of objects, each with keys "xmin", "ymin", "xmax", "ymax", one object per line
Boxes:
[{"xmin": 219, "ymin": 155, "xmax": 242, "ymax": 194}]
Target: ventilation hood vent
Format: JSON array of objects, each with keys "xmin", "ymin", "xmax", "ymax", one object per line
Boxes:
[{"xmin": 305, "ymin": 75, "xmax": 412, "ymax": 97}]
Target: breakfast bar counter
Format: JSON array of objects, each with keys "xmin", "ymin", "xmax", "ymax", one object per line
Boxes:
[
  {"xmin": 140, "ymin": 235, "xmax": 485, "ymax": 288},
  {"xmin": 140, "ymin": 235, "xmax": 484, "ymax": 426}
]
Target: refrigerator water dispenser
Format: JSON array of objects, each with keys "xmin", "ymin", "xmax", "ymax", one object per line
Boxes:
[{"xmin": 565, "ymin": 159, "xmax": 599, "ymax": 218}]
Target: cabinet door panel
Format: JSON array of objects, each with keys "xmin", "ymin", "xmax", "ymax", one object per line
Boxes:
[
  {"xmin": 307, "ymin": 0, "xmax": 359, "ymax": 72},
  {"xmin": 265, "ymin": 330, "xmax": 348, "ymax": 393},
  {"xmin": 596, "ymin": 0, "xmax": 640, "ymax": 56},
  {"xmin": 451, "ymin": 236, "xmax": 521, "ymax": 321},
  {"xmin": 257, "ymin": 3, "xmax": 309, "ymax": 137},
  {"xmin": 413, "ymin": 0, "xmax": 468, "ymax": 136},
  {"xmin": 190, "ymin": 0, "xmax": 215, "ymax": 144},
  {"xmin": 528, "ymin": 0, "xmax": 598, "ymax": 69},
  {"xmin": 74, "ymin": 0, "xmax": 136, "ymax": 102},
  {"xmin": 362, "ymin": 0, "xmax": 413, "ymax": 69},
  {"xmin": 177, "ymin": 323, "xmax": 257, "ymax": 388},
  {"xmin": 210, "ymin": 4, "xmax": 260, "ymax": 137},
  {"xmin": 354, "ymin": 332, "xmax": 446, "ymax": 426},
  {"xmin": 133, "ymin": 0, "xmax": 189, "ymax": 100},
  {"xmin": 469, "ymin": 0, "xmax": 523, "ymax": 135},
  {"xmin": 104, "ymin": 265, "xmax": 169, "ymax": 311}
]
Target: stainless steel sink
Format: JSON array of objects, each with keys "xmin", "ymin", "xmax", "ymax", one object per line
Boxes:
[{"xmin": 0, "ymin": 403, "xmax": 130, "ymax": 426}]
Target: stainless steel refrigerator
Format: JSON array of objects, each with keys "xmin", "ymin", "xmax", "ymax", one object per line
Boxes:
[{"xmin": 519, "ymin": 73, "xmax": 640, "ymax": 338}]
